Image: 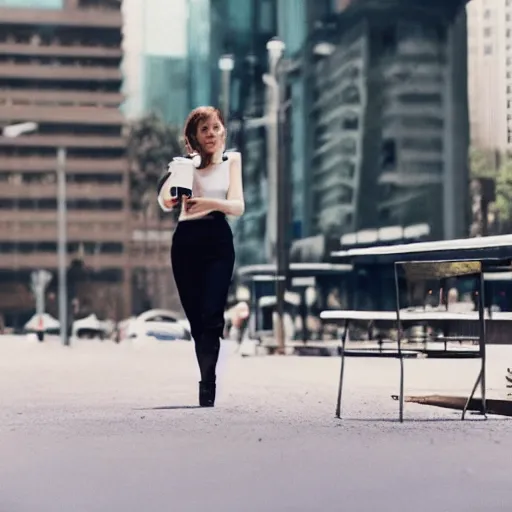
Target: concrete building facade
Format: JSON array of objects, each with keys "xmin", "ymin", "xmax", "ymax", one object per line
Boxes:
[
  {"xmin": 0, "ymin": 0, "xmax": 132, "ymax": 325},
  {"xmin": 467, "ymin": 0, "xmax": 512, "ymax": 152}
]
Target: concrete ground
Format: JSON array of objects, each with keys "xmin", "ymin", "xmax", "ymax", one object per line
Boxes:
[{"xmin": 0, "ymin": 335, "xmax": 511, "ymax": 512}]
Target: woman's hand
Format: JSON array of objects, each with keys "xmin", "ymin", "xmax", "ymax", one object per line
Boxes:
[
  {"xmin": 185, "ymin": 197, "xmax": 218, "ymax": 215},
  {"xmin": 162, "ymin": 196, "xmax": 179, "ymax": 209}
]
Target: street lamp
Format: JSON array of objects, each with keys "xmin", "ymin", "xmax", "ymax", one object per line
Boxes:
[
  {"xmin": 240, "ymin": 39, "xmax": 293, "ymax": 354},
  {"xmin": 313, "ymin": 42, "xmax": 336, "ymax": 56},
  {"xmin": 266, "ymin": 37, "xmax": 285, "ymax": 70},
  {"xmin": 2, "ymin": 122, "xmax": 38, "ymax": 138},
  {"xmin": 263, "ymin": 38, "xmax": 284, "ymax": 263},
  {"xmin": 265, "ymin": 37, "xmax": 288, "ymax": 355},
  {"xmin": 2, "ymin": 122, "xmax": 69, "ymax": 346},
  {"xmin": 218, "ymin": 53, "xmax": 235, "ymax": 140}
]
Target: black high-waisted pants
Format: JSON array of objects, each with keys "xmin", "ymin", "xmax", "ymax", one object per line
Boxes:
[{"xmin": 171, "ymin": 211, "xmax": 235, "ymax": 383}]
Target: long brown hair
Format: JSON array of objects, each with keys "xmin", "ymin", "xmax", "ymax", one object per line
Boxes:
[{"xmin": 183, "ymin": 106, "xmax": 226, "ymax": 169}]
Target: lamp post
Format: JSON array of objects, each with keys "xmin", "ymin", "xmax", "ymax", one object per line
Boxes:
[
  {"xmin": 56, "ymin": 146, "xmax": 69, "ymax": 346},
  {"xmin": 264, "ymin": 38, "xmax": 288, "ymax": 354},
  {"xmin": 264, "ymin": 38, "xmax": 285, "ymax": 265},
  {"xmin": 241, "ymin": 36, "xmax": 335, "ymax": 353},
  {"xmin": 2, "ymin": 122, "xmax": 69, "ymax": 346}
]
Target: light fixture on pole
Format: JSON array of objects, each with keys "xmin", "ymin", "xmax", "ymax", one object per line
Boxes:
[
  {"xmin": 2, "ymin": 121, "xmax": 38, "ymax": 138},
  {"xmin": 313, "ymin": 42, "xmax": 336, "ymax": 56},
  {"xmin": 218, "ymin": 54, "xmax": 235, "ymax": 139}
]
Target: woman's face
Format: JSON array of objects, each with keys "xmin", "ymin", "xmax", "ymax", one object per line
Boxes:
[{"xmin": 195, "ymin": 114, "xmax": 225, "ymax": 155}]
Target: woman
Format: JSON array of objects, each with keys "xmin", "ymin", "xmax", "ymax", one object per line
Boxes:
[{"xmin": 157, "ymin": 106, "xmax": 245, "ymax": 407}]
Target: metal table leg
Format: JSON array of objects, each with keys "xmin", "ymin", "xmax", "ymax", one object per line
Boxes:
[{"xmin": 335, "ymin": 318, "xmax": 349, "ymax": 419}]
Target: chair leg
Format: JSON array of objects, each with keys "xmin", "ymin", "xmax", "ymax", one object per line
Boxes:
[
  {"xmin": 335, "ymin": 319, "xmax": 349, "ymax": 419},
  {"xmin": 462, "ymin": 368, "xmax": 482, "ymax": 420},
  {"xmin": 399, "ymin": 355, "xmax": 404, "ymax": 423}
]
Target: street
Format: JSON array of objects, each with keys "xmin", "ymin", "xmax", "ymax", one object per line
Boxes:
[{"xmin": 1, "ymin": 335, "xmax": 511, "ymax": 512}]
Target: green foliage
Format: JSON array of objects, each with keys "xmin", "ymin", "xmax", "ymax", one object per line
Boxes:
[
  {"xmin": 495, "ymin": 159, "xmax": 512, "ymax": 228},
  {"xmin": 469, "ymin": 147, "xmax": 497, "ymax": 179},
  {"xmin": 128, "ymin": 112, "xmax": 183, "ymax": 211},
  {"xmin": 469, "ymin": 146, "xmax": 512, "ymax": 230}
]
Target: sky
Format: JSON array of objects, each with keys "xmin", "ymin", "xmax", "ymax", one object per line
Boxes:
[{"xmin": 144, "ymin": 0, "xmax": 187, "ymax": 57}]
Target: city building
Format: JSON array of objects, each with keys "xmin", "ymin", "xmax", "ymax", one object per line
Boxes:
[
  {"xmin": 143, "ymin": 56, "xmax": 188, "ymax": 128},
  {"xmin": 467, "ymin": 0, "xmax": 512, "ymax": 152},
  {"xmin": 186, "ymin": 0, "xmax": 212, "ymax": 110},
  {"xmin": 0, "ymin": 0, "xmax": 131, "ymax": 327},
  {"xmin": 297, "ymin": 0, "xmax": 470, "ymax": 258},
  {"xmin": 122, "ymin": 0, "xmax": 188, "ymax": 127}
]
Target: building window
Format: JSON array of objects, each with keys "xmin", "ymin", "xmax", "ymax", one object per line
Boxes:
[
  {"xmin": 399, "ymin": 93, "xmax": 442, "ymax": 105},
  {"xmin": 259, "ymin": 0, "xmax": 274, "ymax": 32},
  {"xmin": 484, "ymin": 27, "xmax": 492, "ymax": 37},
  {"xmin": 341, "ymin": 112, "xmax": 359, "ymax": 130},
  {"xmin": 381, "ymin": 140, "xmax": 396, "ymax": 170},
  {"xmin": 341, "ymin": 85, "xmax": 361, "ymax": 104},
  {"xmin": 484, "ymin": 9, "xmax": 491, "ymax": 19},
  {"xmin": 484, "ymin": 45, "xmax": 493, "ymax": 55},
  {"xmin": 381, "ymin": 26, "xmax": 397, "ymax": 54}
]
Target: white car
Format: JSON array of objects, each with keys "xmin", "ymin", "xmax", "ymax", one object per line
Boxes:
[{"xmin": 121, "ymin": 309, "xmax": 192, "ymax": 342}]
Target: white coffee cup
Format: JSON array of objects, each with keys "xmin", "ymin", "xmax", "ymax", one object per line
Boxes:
[
  {"xmin": 157, "ymin": 157, "xmax": 196, "ymax": 212},
  {"xmin": 167, "ymin": 157, "xmax": 194, "ymax": 199}
]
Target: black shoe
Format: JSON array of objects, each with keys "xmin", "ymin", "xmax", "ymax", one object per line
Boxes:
[{"xmin": 199, "ymin": 381, "xmax": 216, "ymax": 407}]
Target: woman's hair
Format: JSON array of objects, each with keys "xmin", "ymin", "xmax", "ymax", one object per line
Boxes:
[{"xmin": 183, "ymin": 106, "xmax": 226, "ymax": 169}]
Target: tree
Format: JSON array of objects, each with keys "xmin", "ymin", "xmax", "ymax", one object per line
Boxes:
[
  {"xmin": 495, "ymin": 159, "xmax": 512, "ymax": 232},
  {"xmin": 127, "ymin": 113, "xmax": 183, "ymax": 311},
  {"xmin": 469, "ymin": 146, "xmax": 512, "ymax": 234},
  {"xmin": 469, "ymin": 146, "xmax": 498, "ymax": 179},
  {"xmin": 127, "ymin": 112, "xmax": 183, "ymax": 213}
]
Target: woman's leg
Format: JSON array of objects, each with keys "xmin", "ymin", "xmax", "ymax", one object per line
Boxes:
[
  {"xmin": 170, "ymin": 215, "xmax": 235, "ymax": 406},
  {"xmin": 171, "ymin": 234, "xmax": 206, "ymax": 374},
  {"xmin": 196, "ymin": 248, "xmax": 235, "ymax": 383}
]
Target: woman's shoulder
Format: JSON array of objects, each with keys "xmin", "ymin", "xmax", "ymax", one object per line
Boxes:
[{"xmin": 225, "ymin": 151, "xmax": 241, "ymax": 164}]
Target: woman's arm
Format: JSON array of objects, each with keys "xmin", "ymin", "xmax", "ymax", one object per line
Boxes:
[{"xmin": 220, "ymin": 151, "xmax": 245, "ymax": 216}]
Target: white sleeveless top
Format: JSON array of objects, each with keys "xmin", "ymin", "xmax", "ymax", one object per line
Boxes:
[
  {"xmin": 179, "ymin": 157, "xmax": 231, "ymax": 222},
  {"xmin": 193, "ymin": 158, "xmax": 230, "ymax": 200}
]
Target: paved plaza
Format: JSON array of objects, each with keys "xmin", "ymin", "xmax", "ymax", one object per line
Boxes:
[{"xmin": 1, "ymin": 335, "xmax": 511, "ymax": 511}]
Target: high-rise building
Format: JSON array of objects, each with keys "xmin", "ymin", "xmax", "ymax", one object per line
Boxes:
[
  {"xmin": 0, "ymin": 0, "xmax": 131, "ymax": 325},
  {"xmin": 186, "ymin": 0, "xmax": 212, "ymax": 110},
  {"xmin": 302, "ymin": 0, "xmax": 470, "ymax": 248},
  {"xmin": 143, "ymin": 55, "xmax": 188, "ymax": 127},
  {"xmin": 122, "ymin": 0, "xmax": 188, "ymax": 126},
  {"xmin": 467, "ymin": 0, "xmax": 512, "ymax": 151}
]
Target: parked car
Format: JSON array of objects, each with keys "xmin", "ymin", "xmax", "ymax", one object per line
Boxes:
[{"xmin": 119, "ymin": 309, "xmax": 191, "ymax": 342}]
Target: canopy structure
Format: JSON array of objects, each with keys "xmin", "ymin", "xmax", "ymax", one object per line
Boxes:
[
  {"xmin": 24, "ymin": 313, "xmax": 59, "ymax": 332},
  {"xmin": 332, "ymin": 234, "xmax": 512, "ymax": 265}
]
